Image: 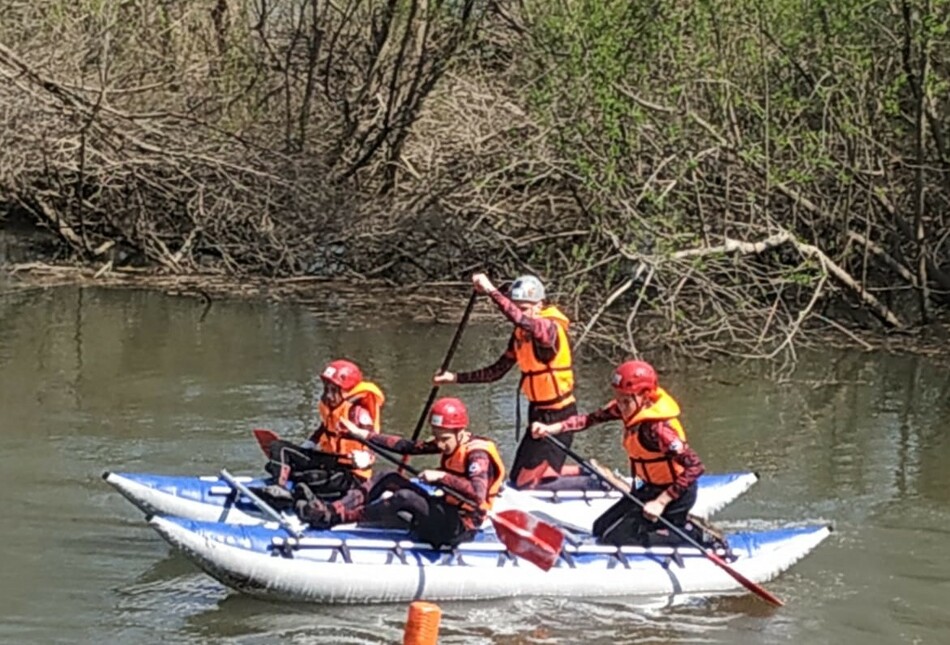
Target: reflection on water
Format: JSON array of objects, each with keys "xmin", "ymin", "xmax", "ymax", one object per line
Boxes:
[{"xmin": 0, "ymin": 286, "xmax": 949, "ymax": 643}]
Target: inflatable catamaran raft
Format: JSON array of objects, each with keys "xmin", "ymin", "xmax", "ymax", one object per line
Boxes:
[
  {"xmin": 104, "ymin": 470, "xmax": 759, "ymax": 529},
  {"xmin": 148, "ymin": 513, "xmax": 831, "ymax": 604}
]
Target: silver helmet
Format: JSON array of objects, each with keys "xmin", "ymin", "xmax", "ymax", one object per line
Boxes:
[{"xmin": 509, "ymin": 275, "xmax": 545, "ymax": 303}]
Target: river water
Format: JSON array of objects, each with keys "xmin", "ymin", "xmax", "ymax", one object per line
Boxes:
[{"xmin": 0, "ymin": 286, "xmax": 948, "ymax": 644}]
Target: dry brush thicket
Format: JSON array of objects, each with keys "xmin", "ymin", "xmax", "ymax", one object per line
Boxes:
[{"xmin": 1, "ymin": 0, "xmax": 948, "ymax": 361}]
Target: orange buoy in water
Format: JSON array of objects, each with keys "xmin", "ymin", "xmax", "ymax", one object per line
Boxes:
[{"xmin": 403, "ymin": 601, "xmax": 442, "ymax": 645}]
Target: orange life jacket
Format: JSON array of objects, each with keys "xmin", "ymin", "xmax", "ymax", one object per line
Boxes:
[
  {"xmin": 513, "ymin": 305, "xmax": 576, "ymax": 410},
  {"xmin": 317, "ymin": 381, "xmax": 385, "ymax": 480},
  {"xmin": 620, "ymin": 387, "xmax": 687, "ymax": 486},
  {"xmin": 440, "ymin": 436, "xmax": 506, "ymax": 516}
]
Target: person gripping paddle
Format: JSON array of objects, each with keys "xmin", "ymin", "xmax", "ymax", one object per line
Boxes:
[
  {"xmin": 295, "ymin": 397, "xmax": 503, "ymax": 548},
  {"xmin": 257, "ymin": 358, "xmax": 384, "ymax": 505},
  {"xmin": 295, "ymin": 396, "xmax": 564, "ymax": 570},
  {"xmin": 531, "ymin": 360, "xmax": 715, "ymax": 548},
  {"xmin": 433, "ymin": 273, "xmax": 580, "ymax": 490}
]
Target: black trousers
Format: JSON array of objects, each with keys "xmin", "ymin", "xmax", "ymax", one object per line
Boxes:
[
  {"xmin": 509, "ymin": 402, "xmax": 578, "ymax": 489},
  {"xmin": 361, "ymin": 472, "xmax": 475, "ymax": 548},
  {"xmin": 265, "ymin": 440, "xmax": 359, "ymax": 500},
  {"xmin": 592, "ymin": 482, "xmax": 698, "ymax": 547}
]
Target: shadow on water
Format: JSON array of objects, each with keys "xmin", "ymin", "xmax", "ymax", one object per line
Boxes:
[
  {"xmin": 131, "ymin": 548, "xmax": 203, "ymax": 585},
  {"xmin": 183, "ymin": 594, "xmax": 404, "ymax": 644}
]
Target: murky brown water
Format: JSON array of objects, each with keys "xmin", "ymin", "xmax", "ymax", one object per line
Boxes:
[{"xmin": 1, "ymin": 286, "xmax": 949, "ymax": 644}]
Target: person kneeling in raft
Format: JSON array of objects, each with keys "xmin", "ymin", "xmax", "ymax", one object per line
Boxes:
[
  {"xmin": 295, "ymin": 397, "xmax": 505, "ymax": 549},
  {"xmin": 533, "ymin": 360, "xmax": 721, "ymax": 548},
  {"xmin": 257, "ymin": 359, "xmax": 384, "ymax": 505}
]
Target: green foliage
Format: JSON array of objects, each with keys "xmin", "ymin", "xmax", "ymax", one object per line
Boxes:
[
  {"xmin": 514, "ymin": 0, "xmax": 948, "ymax": 228},
  {"xmin": 522, "ymin": 0, "xmax": 670, "ymax": 193}
]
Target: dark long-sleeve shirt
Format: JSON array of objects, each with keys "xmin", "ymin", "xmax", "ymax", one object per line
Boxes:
[
  {"xmin": 456, "ymin": 289, "xmax": 559, "ymax": 384},
  {"xmin": 560, "ymin": 401, "xmax": 704, "ymax": 499},
  {"xmin": 367, "ymin": 433, "xmax": 495, "ymax": 510}
]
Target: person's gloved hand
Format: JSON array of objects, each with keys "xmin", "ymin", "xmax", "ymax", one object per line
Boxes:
[
  {"xmin": 294, "ymin": 496, "xmax": 331, "ymax": 527},
  {"xmin": 299, "ymin": 439, "xmax": 316, "ymax": 450},
  {"xmin": 294, "ymin": 499, "xmax": 310, "ymax": 522},
  {"xmin": 293, "ymin": 482, "xmax": 316, "ymax": 503},
  {"xmin": 294, "ymin": 498, "xmax": 310, "ymax": 518},
  {"xmin": 350, "ymin": 450, "xmax": 372, "ymax": 470}
]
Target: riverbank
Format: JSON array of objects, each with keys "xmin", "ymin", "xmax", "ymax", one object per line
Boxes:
[
  {"xmin": 3, "ymin": 2, "xmax": 948, "ymax": 365},
  {"xmin": 5, "ymin": 260, "xmax": 949, "ymax": 363},
  {"xmin": 2, "ymin": 261, "xmax": 476, "ymax": 325}
]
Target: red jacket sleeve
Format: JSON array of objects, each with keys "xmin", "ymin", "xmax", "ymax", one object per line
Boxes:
[
  {"xmin": 641, "ymin": 421, "xmax": 704, "ymax": 499},
  {"xmin": 455, "ymin": 348, "xmax": 517, "ymax": 383},
  {"xmin": 367, "ymin": 433, "xmax": 441, "ymax": 456},
  {"xmin": 560, "ymin": 400, "xmax": 622, "ymax": 433},
  {"xmin": 439, "ymin": 450, "xmax": 494, "ymax": 508}
]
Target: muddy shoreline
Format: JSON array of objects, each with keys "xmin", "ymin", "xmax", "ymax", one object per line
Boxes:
[
  {"xmin": 5, "ymin": 259, "xmax": 948, "ymax": 363},
  {"xmin": 4, "ymin": 209, "xmax": 947, "ymax": 361},
  {"xmin": 1, "ymin": 260, "xmax": 488, "ymax": 326}
]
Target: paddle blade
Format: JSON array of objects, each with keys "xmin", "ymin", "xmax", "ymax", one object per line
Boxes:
[
  {"xmin": 490, "ymin": 509, "xmax": 564, "ymax": 572},
  {"xmin": 706, "ymin": 551, "xmax": 785, "ymax": 607},
  {"xmin": 252, "ymin": 428, "xmax": 280, "ymax": 456}
]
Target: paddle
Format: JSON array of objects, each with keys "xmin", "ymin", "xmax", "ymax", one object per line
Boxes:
[
  {"xmin": 350, "ymin": 431, "xmax": 564, "ymax": 571},
  {"xmin": 219, "ymin": 468, "xmax": 304, "ymax": 538},
  {"xmin": 402, "ymin": 290, "xmax": 479, "ymax": 472},
  {"xmin": 543, "ymin": 435, "xmax": 785, "ymax": 607},
  {"xmin": 587, "ymin": 458, "xmax": 728, "ymax": 546},
  {"xmin": 253, "ymin": 428, "xmax": 280, "ymax": 455},
  {"xmin": 494, "ymin": 486, "xmax": 590, "ymax": 535}
]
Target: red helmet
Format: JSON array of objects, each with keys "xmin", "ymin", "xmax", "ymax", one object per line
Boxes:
[
  {"xmin": 611, "ymin": 360, "xmax": 657, "ymax": 395},
  {"xmin": 320, "ymin": 359, "xmax": 362, "ymax": 391},
  {"xmin": 429, "ymin": 397, "xmax": 469, "ymax": 430}
]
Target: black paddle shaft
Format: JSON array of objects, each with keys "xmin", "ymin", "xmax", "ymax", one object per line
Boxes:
[
  {"xmin": 353, "ymin": 433, "xmax": 482, "ymax": 510},
  {"xmin": 351, "ymin": 429, "xmax": 565, "ymax": 573},
  {"xmin": 407, "ymin": 290, "xmax": 479, "ymax": 444},
  {"xmin": 543, "ymin": 434, "xmax": 785, "ymax": 606},
  {"xmin": 543, "ymin": 435, "xmax": 706, "ymax": 549}
]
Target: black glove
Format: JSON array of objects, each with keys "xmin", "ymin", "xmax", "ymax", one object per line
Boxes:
[
  {"xmin": 293, "ymin": 482, "xmax": 316, "ymax": 504},
  {"xmin": 294, "ymin": 499, "xmax": 311, "ymax": 518},
  {"xmin": 295, "ymin": 496, "xmax": 332, "ymax": 528}
]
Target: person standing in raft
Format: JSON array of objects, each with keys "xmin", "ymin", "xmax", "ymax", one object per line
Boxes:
[
  {"xmin": 295, "ymin": 397, "xmax": 505, "ymax": 548},
  {"xmin": 432, "ymin": 273, "xmax": 580, "ymax": 490},
  {"xmin": 531, "ymin": 360, "xmax": 710, "ymax": 547},
  {"xmin": 261, "ymin": 359, "xmax": 384, "ymax": 503}
]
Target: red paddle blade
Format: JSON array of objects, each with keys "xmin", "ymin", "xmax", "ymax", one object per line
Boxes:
[
  {"xmin": 490, "ymin": 509, "xmax": 564, "ymax": 572},
  {"xmin": 252, "ymin": 428, "xmax": 280, "ymax": 456},
  {"xmin": 706, "ymin": 551, "xmax": 785, "ymax": 607}
]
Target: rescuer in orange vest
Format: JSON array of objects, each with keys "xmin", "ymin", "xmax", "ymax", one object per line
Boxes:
[
  {"xmin": 296, "ymin": 397, "xmax": 506, "ymax": 548},
  {"xmin": 433, "ymin": 273, "xmax": 578, "ymax": 490},
  {"xmin": 531, "ymin": 360, "xmax": 707, "ymax": 546},
  {"xmin": 260, "ymin": 359, "xmax": 383, "ymax": 503}
]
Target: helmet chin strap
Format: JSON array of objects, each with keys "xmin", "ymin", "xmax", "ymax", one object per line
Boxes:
[
  {"xmin": 616, "ymin": 391, "xmax": 645, "ymax": 419},
  {"xmin": 634, "ymin": 391, "xmax": 655, "ymax": 414},
  {"xmin": 434, "ymin": 428, "xmax": 469, "ymax": 457},
  {"xmin": 322, "ymin": 386, "xmax": 343, "ymax": 408}
]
